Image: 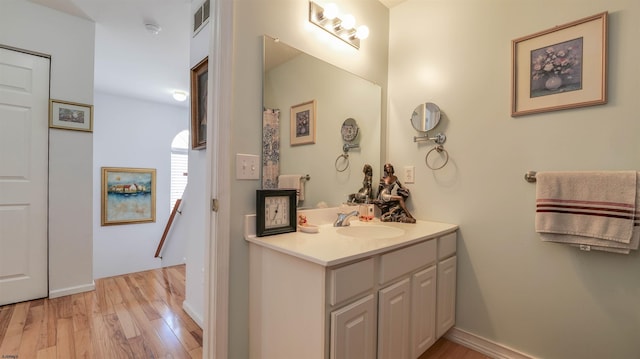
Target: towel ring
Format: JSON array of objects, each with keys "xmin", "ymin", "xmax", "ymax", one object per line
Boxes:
[
  {"xmin": 335, "ymin": 153, "xmax": 350, "ymax": 172},
  {"xmin": 425, "ymin": 145, "xmax": 449, "ymax": 170}
]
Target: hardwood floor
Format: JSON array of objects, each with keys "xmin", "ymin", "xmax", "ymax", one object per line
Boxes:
[
  {"xmin": 0, "ymin": 265, "xmax": 202, "ymax": 359},
  {"xmin": 419, "ymin": 337, "xmax": 492, "ymax": 359}
]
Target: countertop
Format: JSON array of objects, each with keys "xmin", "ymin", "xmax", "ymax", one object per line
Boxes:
[{"xmin": 244, "ymin": 209, "xmax": 458, "ymax": 267}]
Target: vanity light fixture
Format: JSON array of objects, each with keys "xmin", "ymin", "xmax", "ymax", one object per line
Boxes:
[
  {"xmin": 309, "ymin": 1, "xmax": 369, "ymax": 49},
  {"xmin": 172, "ymin": 90, "xmax": 188, "ymax": 102}
]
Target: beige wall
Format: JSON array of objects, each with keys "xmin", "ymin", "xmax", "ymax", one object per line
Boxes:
[
  {"xmin": 388, "ymin": 1, "xmax": 640, "ymax": 358},
  {"xmin": 229, "ymin": 0, "xmax": 389, "ymax": 357}
]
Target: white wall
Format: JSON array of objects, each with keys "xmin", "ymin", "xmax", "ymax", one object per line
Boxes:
[
  {"xmin": 230, "ymin": 1, "xmax": 389, "ymax": 357},
  {"xmin": 388, "ymin": 1, "xmax": 640, "ymax": 358},
  {"xmin": 180, "ymin": 0, "xmax": 212, "ymax": 326},
  {"xmin": 92, "ymin": 92, "xmax": 188, "ymax": 278},
  {"xmin": 0, "ymin": 0, "xmax": 95, "ymax": 297}
]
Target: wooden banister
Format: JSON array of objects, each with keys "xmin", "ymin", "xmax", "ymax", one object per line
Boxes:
[{"xmin": 155, "ymin": 198, "xmax": 182, "ymax": 258}]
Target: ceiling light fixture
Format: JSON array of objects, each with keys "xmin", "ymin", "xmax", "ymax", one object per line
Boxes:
[
  {"xmin": 309, "ymin": 2, "xmax": 369, "ymax": 49},
  {"xmin": 173, "ymin": 90, "xmax": 188, "ymax": 102},
  {"xmin": 145, "ymin": 23, "xmax": 162, "ymax": 35}
]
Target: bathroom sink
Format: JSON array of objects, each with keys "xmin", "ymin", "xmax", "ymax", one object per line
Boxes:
[{"xmin": 336, "ymin": 225, "xmax": 405, "ymax": 239}]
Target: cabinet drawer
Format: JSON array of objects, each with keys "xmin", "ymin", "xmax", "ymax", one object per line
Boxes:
[
  {"xmin": 438, "ymin": 232, "xmax": 457, "ymax": 259},
  {"xmin": 329, "ymin": 258, "xmax": 374, "ymax": 306},
  {"xmin": 379, "ymin": 240, "xmax": 436, "ymax": 285}
]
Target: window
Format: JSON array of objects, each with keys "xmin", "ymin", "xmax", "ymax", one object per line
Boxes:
[{"xmin": 171, "ymin": 130, "xmax": 189, "ymax": 211}]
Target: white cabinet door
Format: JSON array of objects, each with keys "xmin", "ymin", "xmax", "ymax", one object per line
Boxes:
[
  {"xmin": 331, "ymin": 294, "xmax": 376, "ymax": 359},
  {"xmin": 378, "ymin": 278, "xmax": 411, "ymax": 359},
  {"xmin": 411, "ymin": 266, "xmax": 437, "ymax": 359},
  {"xmin": 436, "ymin": 255, "xmax": 457, "ymax": 338}
]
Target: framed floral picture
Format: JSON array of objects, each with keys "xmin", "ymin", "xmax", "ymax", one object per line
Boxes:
[
  {"xmin": 191, "ymin": 57, "xmax": 208, "ymax": 150},
  {"xmin": 290, "ymin": 100, "xmax": 316, "ymax": 145},
  {"xmin": 101, "ymin": 167, "xmax": 156, "ymax": 226},
  {"xmin": 511, "ymin": 12, "xmax": 607, "ymax": 117},
  {"xmin": 49, "ymin": 99, "xmax": 93, "ymax": 132}
]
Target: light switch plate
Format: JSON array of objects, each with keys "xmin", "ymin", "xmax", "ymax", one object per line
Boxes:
[
  {"xmin": 404, "ymin": 166, "xmax": 415, "ymax": 184},
  {"xmin": 236, "ymin": 153, "xmax": 260, "ymax": 180}
]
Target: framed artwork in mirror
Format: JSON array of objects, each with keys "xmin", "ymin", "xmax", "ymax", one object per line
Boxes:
[
  {"xmin": 511, "ymin": 12, "xmax": 607, "ymax": 117},
  {"xmin": 49, "ymin": 99, "xmax": 93, "ymax": 132},
  {"xmin": 101, "ymin": 167, "xmax": 156, "ymax": 226},
  {"xmin": 191, "ymin": 57, "xmax": 208, "ymax": 149},
  {"xmin": 290, "ymin": 100, "xmax": 316, "ymax": 145}
]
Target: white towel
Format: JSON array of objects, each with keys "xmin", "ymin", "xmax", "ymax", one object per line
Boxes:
[
  {"xmin": 535, "ymin": 171, "xmax": 639, "ymax": 254},
  {"xmin": 278, "ymin": 174, "xmax": 305, "ymax": 203}
]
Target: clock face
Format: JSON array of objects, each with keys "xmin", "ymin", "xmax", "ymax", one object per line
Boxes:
[{"xmin": 264, "ymin": 196, "xmax": 290, "ymax": 229}]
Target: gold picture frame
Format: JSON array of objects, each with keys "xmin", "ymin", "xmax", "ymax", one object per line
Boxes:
[
  {"xmin": 191, "ymin": 57, "xmax": 208, "ymax": 150},
  {"xmin": 49, "ymin": 99, "xmax": 93, "ymax": 132},
  {"xmin": 511, "ymin": 12, "xmax": 607, "ymax": 117},
  {"xmin": 101, "ymin": 167, "xmax": 156, "ymax": 226},
  {"xmin": 290, "ymin": 100, "xmax": 316, "ymax": 145}
]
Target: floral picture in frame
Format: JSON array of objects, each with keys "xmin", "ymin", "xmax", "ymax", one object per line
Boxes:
[
  {"xmin": 511, "ymin": 12, "xmax": 607, "ymax": 117},
  {"xmin": 49, "ymin": 99, "xmax": 93, "ymax": 132},
  {"xmin": 290, "ymin": 100, "xmax": 316, "ymax": 146},
  {"xmin": 191, "ymin": 57, "xmax": 208, "ymax": 150},
  {"xmin": 101, "ymin": 167, "xmax": 156, "ymax": 226}
]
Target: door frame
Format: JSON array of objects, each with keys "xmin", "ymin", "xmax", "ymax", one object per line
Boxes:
[{"xmin": 203, "ymin": 0, "xmax": 233, "ymax": 357}]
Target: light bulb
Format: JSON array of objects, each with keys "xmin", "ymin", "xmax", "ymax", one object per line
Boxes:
[
  {"xmin": 323, "ymin": 3, "xmax": 338, "ymax": 20},
  {"xmin": 340, "ymin": 14, "xmax": 355, "ymax": 30},
  {"xmin": 355, "ymin": 25, "xmax": 369, "ymax": 40},
  {"xmin": 173, "ymin": 90, "xmax": 188, "ymax": 102}
]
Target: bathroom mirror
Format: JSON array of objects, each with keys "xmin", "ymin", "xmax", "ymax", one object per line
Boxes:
[
  {"xmin": 410, "ymin": 102, "xmax": 441, "ymax": 132},
  {"xmin": 341, "ymin": 118, "xmax": 359, "ymax": 143},
  {"xmin": 262, "ymin": 36, "xmax": 382, "ymax": 208}
]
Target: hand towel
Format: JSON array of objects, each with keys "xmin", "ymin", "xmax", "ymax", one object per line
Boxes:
[
  {"xmin": 535, "ymin": 171, "xmax": 637, "ymax": 244},
  {"xmin": 278, "ymin": 174, "xmax": 305, "ymax": 203},
  {"xmin": 538, "ymin": 172, "xmax": 640, "ymax": 254},
  {"xmin": 536, "ymin": 171, "xmax": 640, "ymax": 254}
]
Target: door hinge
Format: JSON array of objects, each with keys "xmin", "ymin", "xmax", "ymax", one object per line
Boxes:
[{"xmin": 211, "ymin": 198, "xmax": 219, "ymax": 212}]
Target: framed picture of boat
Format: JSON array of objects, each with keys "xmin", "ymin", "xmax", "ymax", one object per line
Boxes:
[{"xmin": 101, "ymin": 167, "xmax": 156, "ymax": 226}]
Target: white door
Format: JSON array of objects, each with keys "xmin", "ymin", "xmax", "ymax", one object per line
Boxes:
[{"xmin": 0, "ymin": 47, "xmax": 50, "ymax": 305}]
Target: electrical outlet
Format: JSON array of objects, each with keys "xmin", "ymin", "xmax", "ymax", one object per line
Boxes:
[
  {"xmin": 236, "ymin": 153, "xmax": 260, "ymax": 180},
  {"xmin": 404, "ymin": 166, "xmax": 415, "ymax": 184}
]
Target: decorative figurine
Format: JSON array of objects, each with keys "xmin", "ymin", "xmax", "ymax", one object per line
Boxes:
[
  {"xmin": 374, "ymin": 163, "xmax": 416, "ymax": 223},
  {"xmin": 348, "ymin": 164, "xmax": 374, "ymax": 204}
]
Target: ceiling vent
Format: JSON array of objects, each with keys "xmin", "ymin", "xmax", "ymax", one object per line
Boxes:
[{"xmin": 193, "ymin": 0, "xmax": 210, "ymax": 36}]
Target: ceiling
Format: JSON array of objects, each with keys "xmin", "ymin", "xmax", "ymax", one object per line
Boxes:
[
  {"xmin": 29, "ymin": 0, "xmax": 192, "ymax": 108},
  {"xmin": 27, "ymin": 0, "xmax": 402, "ymax": 108}
]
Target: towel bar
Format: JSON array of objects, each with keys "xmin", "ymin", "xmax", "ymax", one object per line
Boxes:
[{"xmin": 524, "ymin": 171, "xmax": 537, "ymax": 183}]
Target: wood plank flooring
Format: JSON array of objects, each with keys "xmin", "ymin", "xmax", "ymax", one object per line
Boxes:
[
  {"xmin": 0, "ymin": 265, "xmax": 202, "ymax": 359},
  {"xmin": 419, "ymin": 337, "xmax": 492, "ymax": 359}
]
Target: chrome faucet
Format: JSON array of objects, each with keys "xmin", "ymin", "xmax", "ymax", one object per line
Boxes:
[{"xmin": 334, "ymin": 210, "xmax": 359, "ymax": 227}]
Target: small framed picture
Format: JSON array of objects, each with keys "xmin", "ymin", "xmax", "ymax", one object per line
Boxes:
[
  {"xmin": 290, "ymin": 100, "xmax": 316, "ymax": 146},
  {"xmin": 511, "ymin": 12, "xmax": 607, "ymax": 116},
  {"xmin": 256, "ymin": 189, "xmax": 297, "ymax": 237},
  {"xmin": 101, "ymin": 167, "xmax": 156, "ymax": 226},
  {"xmin": 49, "ymin": 99, "xmax": 93, "ymax": 132},
  {"xmin": 191, "ymin": 57, "xmax": 208, "ymax": 150}
]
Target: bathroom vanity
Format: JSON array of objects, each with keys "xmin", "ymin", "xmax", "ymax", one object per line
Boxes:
[{"xmin": 245, "ymin": 210, "xmax": 458, "ymax": 359}]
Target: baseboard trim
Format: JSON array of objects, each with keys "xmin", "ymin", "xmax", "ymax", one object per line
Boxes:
[
  {"xmin": 49, "ymin": 281, "xmax": 96, "ymax": 299},
  {"xmin": 445, "ymin": 327, "xmax": 537, "ymax": 359},
  {"xmin": 183, "ymin": 300, "xmax": 204, "ymax": 328}
]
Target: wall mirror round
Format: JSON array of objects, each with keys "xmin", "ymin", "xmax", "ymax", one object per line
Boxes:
[
  {"xmin": 341, "ymin": 118, "xmax": 359, "ymax": 142},
  {"xmin": 410, "ymin": 102, "xmax": 441, "ymax": 132}
]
